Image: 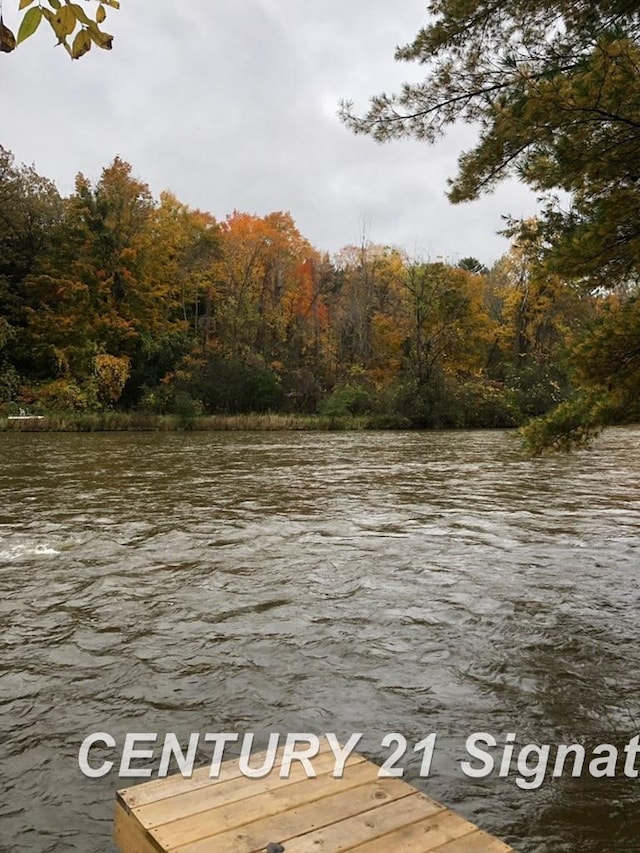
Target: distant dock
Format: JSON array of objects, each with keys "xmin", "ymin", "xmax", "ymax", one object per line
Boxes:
[
  {"xmin": 7, "ymin": 411, "xmax": 44, "ymax": 420},
  {"xmin": 114, "ymin": 745, "xmax": 516, "ymax": 852}
]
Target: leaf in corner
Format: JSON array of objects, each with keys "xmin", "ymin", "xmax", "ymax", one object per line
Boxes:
[
  {"xmin": 17, "ymin": 6, "xmax": 43, "ymax": 44},
  {"xmin": 0, "ymin": 15, "xmax": 16, "ymax": 52},
  {"xmin": 19, "ymin": 0, "xmax": 37, "ymax": 10}
]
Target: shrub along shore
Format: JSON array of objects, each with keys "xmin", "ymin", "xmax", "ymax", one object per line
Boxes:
[{"xmin": 0, "ymin": 412, "xmax": 414, "ymax": 433}]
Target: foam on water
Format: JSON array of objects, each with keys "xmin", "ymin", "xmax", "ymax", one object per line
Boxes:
[{"xmin": 0, "ymin": 542, "xmax": 61, "ymax": 561}]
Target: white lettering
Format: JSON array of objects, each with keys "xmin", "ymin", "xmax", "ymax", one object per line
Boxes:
[
  {"xmin": 280, "ymin": 733, "xmax": 320, "ymax": 778},
  {"xmin": 461, "ymin": 733, "xmax": 496, "ymax": 778},
  {"xmin": 78, "ymin": 732, "xmax": 115, "ymax": 778},
  {"xmin": 119, "ymin": 733, "xmax": 157, "ymax": 778}
]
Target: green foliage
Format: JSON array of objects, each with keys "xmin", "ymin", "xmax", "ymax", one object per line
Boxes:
[
  {"xmin": 0, "ymin": 362, "xmax": 20, "ymax": 403},
  {"xmin": 520, "ymin": 395, "xmax": 606, "ymax": 454},
  {"xmin": 123, "ymin": 331, "xmax": 191, "ymax": 408},
  {"xmin": 452, "ymin": 379, "xmax": 521, "ymax": 429},
  {"xmin": 458, "ymin": 257, "xmax": 488, "ymax": 275},
  {"xmin": 2, "ymin": 1, "xmax": 119, "ymax": 58},
  {"xmin": 504, "ymin": 362, "xmax": 569, "ymax": 419},
  {"xmin": 176, "ymin": 355, "xmax": 284, "ymax": 415},
  {"xmin": 23, "ymin": 378, "xmax": 98, "ymax": 412},
  {"xmin": 172, "ymin": 390, "xmax": 203, "ymax": 427},
  {"xmin": 318, "ymin": 383, "xmax": 373, "ymax": 418},
  {"xmin": 390, "ymin": 373, "xmax": 519, "ymax": 429},
  {"xmin": 573, "ymin": 296, "xmax": 640, "ymax": 393},
  {"xmin": 522, "ymin": 295, "xmax": 640, "ymax": 450}
]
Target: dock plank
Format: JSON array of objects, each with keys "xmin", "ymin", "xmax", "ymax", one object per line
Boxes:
[
  {"xmin": 115, "ymin": 748, "xmax": 518, "ymax": 853},
  {"xmin": 347, "ymin": 810, "xmax": 486, "ymax": 852},
  {"xmin": 119, "ymin": 740, "xmax": 334, "ymax": 810},
  {"xmin": 155, "ymin": 760, "xmax": 384, "ymax": 850},
  {"xmin": 425, "ymin": 833, "xmax": 514, "ymax": 853},
  {"xmin": 273, "ymin": 791, "xmax": 446, "ymax": 851},
  {"xmin": 135, "ymin": 750, "xmax": 365, "ymax": 830},
  {"xmin": 173, "ymin": 776, "xmax": 418, "ymax": 853}
]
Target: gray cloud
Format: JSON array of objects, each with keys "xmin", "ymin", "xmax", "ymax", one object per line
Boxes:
[{"xmin": 1, "ymin": 0, "xmax": 539, "ymax": 266}]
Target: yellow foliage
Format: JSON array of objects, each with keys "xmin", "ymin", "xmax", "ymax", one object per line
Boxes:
[{"xmin": 94, "ymin": 353, "xmax": 130, "ymax": 403}]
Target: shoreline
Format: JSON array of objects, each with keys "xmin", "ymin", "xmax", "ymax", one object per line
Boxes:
[{"xmin": 0, "ymin": 412, "xmax": 412, "ymax": 433}]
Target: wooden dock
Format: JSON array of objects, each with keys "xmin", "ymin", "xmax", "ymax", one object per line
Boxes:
[{"xmin": 114, "ymin": 743, "xmax": 516, "ymax": 853}]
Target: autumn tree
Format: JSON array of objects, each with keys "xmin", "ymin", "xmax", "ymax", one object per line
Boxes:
[
  {"xmin": 322, "ymin": 244, "xmax": 506, "ymax": 425},
  {"xmin": 212, "ymin": 211, "xmax": 319, "ymax": 362},
  {"xmin": 330, "ymin": 242, "xmax": 395, "ymax": 373},
  {"xmin": 121, "ymin": 191, "xmax": 221, "ymax": 407},
  {"xmin": 1, "ymin": 143, "xmax": 612, "ymax": 427},
  {"xmin": 390, "ymin": 261, "xmax": 505, "ymax": 425},
  {"xmin": 406, "ymin": 263, "xmax": 492, "ymax": 381},
  {"xmin": 167, "ymin": 210, "xmax": 328, "ymax": 415},
  {"xmin": 0, "ymin": 146, "xmax": 63, "ymax": 399},
  {"xmin": 20, "ymin": 158, "xmax": 184, "ymax": 407},
  {"xmin": 146, "ymin": 191, "xmax": 221, "ymax": 345},
  {"xmin": 488, "ymin": 226, "xmax": 595, "ymax": 417}
]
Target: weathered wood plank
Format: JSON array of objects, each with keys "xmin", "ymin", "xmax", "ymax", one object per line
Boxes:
[
  {"xmin": 347, "ymin": 809, "xmax": 484, "ymax": 852},
  {"xmin": 114, "ymin": 750, "xmax": 518, "ymax": 853},
  {"xmin": 172, "ymin": 777, "xmax": 418, "ymax": 853},
  {"xmin": 274, "ymin": 791, "xmax": 446, "ymax": 852},
  {"xmin": 118, "ymin": 740, "xmax": 334, "ymax": 810},
  {"xmin": 114, "ymin": 799, "xmax": 162, "ymax": 853},
  {"xmin": 423, "ymin": 832, "xmax": 514, "ymax": 853},
  {"xmin": 156, "ymin": 760, "xmax": 385, "ymax": 850},
  {"xmin": 135, "ymin": 749, "xmax": 365, "ymax": 830}
]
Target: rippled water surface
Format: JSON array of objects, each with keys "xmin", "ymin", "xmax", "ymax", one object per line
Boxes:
[{"xmin": 1, "ymin": 428, "xmax": 639, "ymax": 852}]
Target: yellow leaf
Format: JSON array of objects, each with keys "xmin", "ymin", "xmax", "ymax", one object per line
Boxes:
[
  {"xmin": 19, "ymin": 0, "xmax": 37, "ymax": 10},
  {"xmin": 69, "ymin": 3, "xmax": 91, "ymax": 25},
  {"xmin": 71, "ymin": 27, "xmax": 91, "ymax": 59},
  {"xmin": 53, "ymin": 4, "xmax": 76, "ymax": 38},
  {"xmin": 88, "ymin": 28, "xmax": 113, "ymax": 50},
  {"xmin": 96, "ymin": 4, "xmax": 106, "ymax": 24}
]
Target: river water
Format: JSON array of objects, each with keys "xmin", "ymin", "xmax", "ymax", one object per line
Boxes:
[{"xmin": 0, "ymin": 428, "xmax": 638, "ymax": 852}]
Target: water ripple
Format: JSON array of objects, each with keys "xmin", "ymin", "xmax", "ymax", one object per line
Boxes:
[{"xmin": 0, "ymin": 427, "xmax": 639, "ymax": 851}]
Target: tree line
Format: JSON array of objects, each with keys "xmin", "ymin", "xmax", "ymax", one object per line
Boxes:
[{"xmin": 0, "ymin": 146, "xmax": 631, "ymax": 440}]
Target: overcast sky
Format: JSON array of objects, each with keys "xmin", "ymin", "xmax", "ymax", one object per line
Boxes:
[{"xmin": 2, "ymin": 0, "xmax": 540, "ymax": 265}]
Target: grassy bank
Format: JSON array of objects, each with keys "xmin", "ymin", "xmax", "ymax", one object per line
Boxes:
[{"xmin": 0, "ymin": 412, "xmax": 404, "ymax": 433}]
